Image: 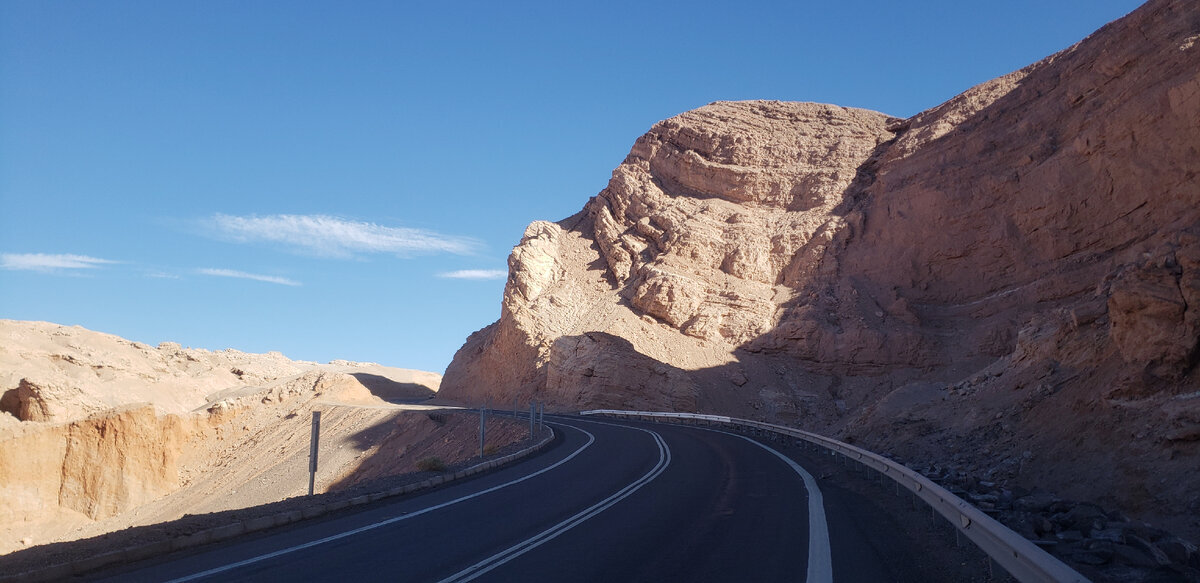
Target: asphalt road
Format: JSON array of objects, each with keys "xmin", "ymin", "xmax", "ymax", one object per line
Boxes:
[{"xmin": 93, "ymin": 415, "xmax": 937, "ymax": 582}]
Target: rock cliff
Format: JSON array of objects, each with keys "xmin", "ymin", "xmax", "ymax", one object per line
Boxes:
[
  {"xmin": 443, "ymin": 0, "xmax": 1200, "ymax": 540},
  {"xmin": 0, "ymin": 320, "xmax": 442, "ymax": 552}
]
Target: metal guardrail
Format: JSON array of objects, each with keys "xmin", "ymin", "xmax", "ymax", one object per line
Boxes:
[{"xmin": 580, "ymin": 409, "xmax": 1089, "ymax": 583}]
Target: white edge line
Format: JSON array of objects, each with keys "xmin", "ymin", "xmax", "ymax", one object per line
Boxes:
[
  {"xmin": 438, "ymin": 427, "xmax": 671, "ymax": 583},
  {"xmin": 577, "ymin": 415, "xmax": 833, "ymax": 582},
  {"xmin": 717, "ymin": 429, "xmax": 833, "ymax": 583},
  {"xmin": 164, "ymin": 424, "xmax": 596, "ymax": 583}
]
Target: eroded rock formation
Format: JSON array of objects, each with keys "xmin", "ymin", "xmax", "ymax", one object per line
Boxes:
[
  {"xmin": 0, "ymin": 320, "xmax": 443, "ymax": 552},
  {"xmin": 443, "ymin": 0, "xmax": 1200, "ymax": 541}
]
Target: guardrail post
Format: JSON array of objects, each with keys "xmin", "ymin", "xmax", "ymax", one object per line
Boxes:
[
  {"xmin": 308, "ymin": 411, "xmax": 321, "ymax": 496},
  {"xmin": 479, "ymin": 405, "xmax": 487, "ymax": 459}
]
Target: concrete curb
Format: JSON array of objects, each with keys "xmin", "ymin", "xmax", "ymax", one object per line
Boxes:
[{"xmin": 1, "ymin": 428, "xmax": 555, "ymax": 583}]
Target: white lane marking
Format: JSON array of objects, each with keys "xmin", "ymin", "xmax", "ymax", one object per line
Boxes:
[
  {"xmin": 164, "ymin": 424, "xmax": 596, "ymax": 583},
  {"xmin": 571, "ymin": 415, "xmax": 832, "ymax": 582},
  {"xmin": 718, "ymin": 430, "xmax": 833, "ymax": 583},
  {"xmin": 438, "ymin": 427, "xmax": 672, "ymax": 583}
]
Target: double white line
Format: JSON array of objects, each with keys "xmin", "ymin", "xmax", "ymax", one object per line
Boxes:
[
  {"xmin": 438, "ymin": 427, "xmax": 672, "ymax": 583},
  {"xmin": 165, "ymin": 425, "xmax": 598, "ymax": 583}
]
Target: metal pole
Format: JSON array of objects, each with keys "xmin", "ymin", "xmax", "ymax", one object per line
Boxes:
[
  {"xmin": 529, "ymin": 402, "xmax": 535, "ymax": 439},
  {"xmin": 308, "ymin": 411, "xmax": 321, "ymax": 496},
  {"xmin": 479, "ymin": 406, "xmax": 486, "ymax": 458}
]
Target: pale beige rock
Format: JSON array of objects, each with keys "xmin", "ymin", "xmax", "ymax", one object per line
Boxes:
[
  {"xmin": 57, "ymin": 405, "xmax": 184, "ymax": 520},
  {"xmin": 0, "ymin": 320, "xmax": 443, "ymax": 554},
  {"xmin": 631, "ymin": 267, "xmax": 706, "ymax": 328},
  {"xmin": 508, "ymin": 221, "xmax": 566, "ymax": 303},
  {"xmin": 0, "ymin": 379, "xmax": 55, "ymax": 422}
]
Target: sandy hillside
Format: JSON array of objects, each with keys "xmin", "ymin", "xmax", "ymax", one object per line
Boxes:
[
  {"xmin": 0, "ymin": 320, "xmax": 529, "ymax": 557},
  {"xmin": 0, "ymin": 320, "xmax": 439, "ymax": 425}
]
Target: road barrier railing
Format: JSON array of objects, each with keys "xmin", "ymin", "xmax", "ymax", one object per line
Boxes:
[{"xmin": 580, "ymin": 409, "xmax": 1089, "ymax": 583}]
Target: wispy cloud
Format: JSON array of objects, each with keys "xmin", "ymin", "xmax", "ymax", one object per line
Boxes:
[
  {"xmin": 197, "ymin": 268, "xmax": 301, "ymax": 286},
  {"xmin": 1, "ymin": 253, "xmax": 118, "ymax": 272},
  {"xmin": 437, "ymin": 269, "xmax": 508, "ymax": 280},
  {"xmin": 205, "ymin": 214, "xmax": 478, "ymax": 258},
  {"xmin": 144, "ymin": 270, "xmax": 182, "ymax": 280}
]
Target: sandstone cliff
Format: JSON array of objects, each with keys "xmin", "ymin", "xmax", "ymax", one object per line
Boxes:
[{"xmin": 442, "ymin": 0, "xmax": 1200, "ymax": 539}]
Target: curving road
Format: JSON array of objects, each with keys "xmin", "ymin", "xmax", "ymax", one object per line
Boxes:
[{"xmin": 92, "ymin": 415, "xmax": 934, "ymax": 582}]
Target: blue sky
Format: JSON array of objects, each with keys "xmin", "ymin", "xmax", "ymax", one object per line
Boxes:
[{"xmin": 0, "ymin": 0, "xmax": 1144, "ymax": 373}]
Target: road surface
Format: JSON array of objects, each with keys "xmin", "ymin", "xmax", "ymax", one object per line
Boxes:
[{"xmin": 93, "ymin": 415, "xmax": 938, "ymax": 582}]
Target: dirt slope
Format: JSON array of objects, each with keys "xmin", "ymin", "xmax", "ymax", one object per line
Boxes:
[{"xmin": 0, "ymin": 320, "xmax": 453, "ymax": 555}]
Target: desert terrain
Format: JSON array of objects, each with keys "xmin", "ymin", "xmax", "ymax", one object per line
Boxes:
[
  {"xmin": 0, "ymin": 319, "xmax": 526, "ymax": 561},
  {"xmin": 2, "ymin": 0, "xmax": 1198, "ymax": 579},
  {"xmin": 441, "ymin": 0, "xmax": 1200, "ymax": 549}
]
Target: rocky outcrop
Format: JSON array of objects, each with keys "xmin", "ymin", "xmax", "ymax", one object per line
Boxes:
[
  {"xmin": 0, "ymin": 379, "xmax": 56, "ymax": 422},
  {"xmin": 0, "ymin": 405, "xmax": 186, "ymax": 523},
  {"xmin": 443, "ymin": 0, "xmax": 1200, "ymax": 543},
  {"xmin": 442, "ymin": 101, "xmax": 899, "ymax": 410},
  {"xmin": 57, "ymin": 406, "xmax": 186, "ymax": 520},
  {"xmin": 544, "ymin": 333, "xmax": 698, "ymax": 411},
  {"xmin": 1107, "ymin": 232, "xmax": 1200, "ymax": 381}
]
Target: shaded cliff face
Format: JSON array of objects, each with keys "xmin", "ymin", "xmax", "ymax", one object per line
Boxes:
[{"xmin": 443, "ymin": 0, "xmax": 1200, "ymax": 537}]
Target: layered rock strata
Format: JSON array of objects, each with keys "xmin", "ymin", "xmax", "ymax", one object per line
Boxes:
[{"xmin": 443, "ymin": 0, "xmax": 1200, "ymax": 541}]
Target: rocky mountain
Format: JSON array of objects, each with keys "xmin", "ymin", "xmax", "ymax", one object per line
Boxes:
[{"xmin": 442, "ymin": 0, "xmax": 1200, "ymax": 541}]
